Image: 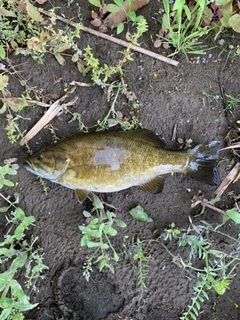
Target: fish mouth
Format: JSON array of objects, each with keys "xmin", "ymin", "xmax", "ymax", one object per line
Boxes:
[{"xmin": 24, "ymin": 159, "xmax": 36, "ymax": 174}]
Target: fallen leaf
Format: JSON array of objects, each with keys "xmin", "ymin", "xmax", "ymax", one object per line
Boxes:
[
  {"xmin": 154, "ymin": 39, "xmax": 162, "ymax": 48},
  {"xmin": 91, "ymin": 18, "xmax": 102, "ymax": 27}
]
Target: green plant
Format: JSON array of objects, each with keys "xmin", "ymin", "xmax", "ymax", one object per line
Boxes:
[
  {"xmin": 157, "ymin": 0, "xmax": 210, "ymax": 59},
  {"xmin": 80, "ymin": 198, "xmax": 153, "ymax": 281},
  {"xmin": 210, "ymin": 0, "xmax": 240, "ymax": 33},
  {"xmin": 119, "ymin": 237, "xmax": 151, "ymax": 294},
  {"xmin": 0, "ymin": 1, "xmax": 82, "ymax": 64},
  {"xmin": 89, "ymin": 0, "xmax": 148, "ymax": 37},
  {"xmin": 89, "ymin": 0, "xmax": 122, "ymax": 16},
  {"xmin": 0, "ymin": 160, "xmax": 48, "ymax": 319},
  {"xmin": 180, "ymin": 273, "xmax": 209, "ymax": 320},
  {"xmin": 79, "ymin": 194, "xmax": 126, "ymax": 279},
  {"xmin": 157, "ymin": 212, "xmax": 240, "ymax": 320}
]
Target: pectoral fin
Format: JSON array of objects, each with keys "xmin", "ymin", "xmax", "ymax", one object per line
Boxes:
[
  {"xmin": 75, "ymin": 189, "xmax": 90, "ymax": 202},
  {"xmin": 139, "ymin": 177, "xmax": 164, "ymax": 194}
]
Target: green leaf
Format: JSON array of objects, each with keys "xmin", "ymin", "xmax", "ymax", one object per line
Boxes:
[
  {"xmin": 127, "ymin": 11, "xmax": 136, "ymax": 21},
  {"xmin": 229, "ymin": 14, "xmax": 240, "ymax": 33},
  {"xmin": 82, "ymin": 210, "xmax": 92, "ymax": 218},
  {"xmin": 26, "ymin": 0, "xmax": 40, "ymax": 21},
  {"xmin": 104, "ymin": 225, "xmax": 117, "ymax": 236},
  {"xmin": 88, "ymin": 0, "xmax": 101, "ymax": 7},
  {"xmin": 116, "ymin": 219, "xmax": 126, "ymax": 228},
  {"xmin": 0, "ymin": 297, "xmax": 13, "ymax": 309},
  {"xmin": 105, "ymin": 4, "xmax": 120, "ymax": 12},
  {"xmin": 0, "ymin": 74, "xmax": 9, "ymax": 91},
  {"xmin": 80, "ymin": 235, "xmax": 89, "ymax": 246},
  {"xmin": 93, "ymin": 194, "xmax": 104, "ymax": 209},
  {"xmin": 117, "ymin": 22, "xmax": 124, "ymax": 34},
  {"xmin": 113, "ymin": 0, "xmax": 125, "ymax": 8},
  {"xmin": 15, "ymin": 208, "xmax": 26, "ymax": 221},
  {"xmin": 0, "ymin": 272, "xmax": 11, "ymax": 291},
  {"xmin": 101, "ymin": 243, "xmax": 109, "ymax": 249},
  {"xmin": 0, "ymin": 206, "xmax": 10, "ymax": 212},
  {"xmin": 87, "ymin": 241, "xmax": 102, "ymax": 248},
  {"xmin": 99, "ymin": 259, "xmax": 107, "ymax": 271},
  {"xmin": 12, "ymin": 300, "xmax": 38, "ymax": 311},
  {"xmin": 54, "ymin": 53, "xmax": 66, "ymax": 66},
  {"xmin": 192, "ymin": 306, "xmax": 198, "ymax": 316},
  {"xmin": 2, "ymin": 179, "xmax": 14, "ymax": 187},
  {"xmin": 106, "ymin": 210, "xmax": 115, "ymax": 221},
  {"xmin": 129, "ymin": 205, "xmax": 153, "ymax": 222},
  {"xmin": 209, "ymin": 249, "xmax": 226, "ymax": 258},
  {"xmin": 226, "ymin": 207, "xmax": 240, "ymax": 224},
  {"xmin": 173, "ymin": 0, "xmax": 185, "ymax": 11},
  {"xmin": 201, "ymin": 289, "xmax": 209, "ymax": 300},
  {"xmin": 0, "ymin": 45, "xmax": 6, "ymax": 59},
  {"xmin": 0, "ymin": 104, "xmax": 7, "ymax": 114},
  {"xmin": 113, "ymin": 251, "xmax": 119, "ymax": 261},
  {"xmin": 213, "ymin": 280, "xmax": 231, "ymax": 295},
  {"xmin": 0, "ymin": 305, "xmax": 12, "ymax": 319},
  {"xmin": 189, "ymin": 311, "xmax": 197, "ymax": 320},
  {"xmin": 12, "ymin": 252, "xmax": 28, "ymax": 269},
  {"xmin": 109, "ymin": 264, "xmax": 115, "ymax": 274}
]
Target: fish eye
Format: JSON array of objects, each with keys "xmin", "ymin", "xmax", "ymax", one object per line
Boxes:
[{"xmin": 36, "ymin": 155, "xmax": 43, "ymax": 161}]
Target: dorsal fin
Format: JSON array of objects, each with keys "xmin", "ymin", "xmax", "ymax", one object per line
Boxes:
[{"xmin": 125, "ymin": 129, "xmax": 166, "ymax": 148}]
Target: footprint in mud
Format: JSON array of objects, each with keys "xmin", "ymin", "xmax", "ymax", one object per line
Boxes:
[{"xmin": 55, "ymin": 261, "xmax": 125, "ymax": 320}]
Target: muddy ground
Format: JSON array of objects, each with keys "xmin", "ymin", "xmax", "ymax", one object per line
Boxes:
[{"xmin": 1, "ymin": 1, "xmax": 240, "ymax": 319}]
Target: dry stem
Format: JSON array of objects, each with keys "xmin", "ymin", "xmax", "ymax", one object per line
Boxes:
[{"xmin": 41, "ymin": 10, "xmax": 179, "ymax": 67}]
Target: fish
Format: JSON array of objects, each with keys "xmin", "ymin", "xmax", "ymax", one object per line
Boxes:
[{"xmin": 24, "ymin": 129, "xmax": 220, "ymax": 202}]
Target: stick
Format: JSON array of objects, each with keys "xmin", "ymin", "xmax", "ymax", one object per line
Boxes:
[{"xmin": 41, "ymin": 10, "xmax": 179, "ymax": 67}]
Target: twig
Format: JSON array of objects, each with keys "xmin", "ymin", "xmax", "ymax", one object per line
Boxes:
[
  {"xmin": 41, "ymin": 10, "xmax": 179, "ymax": 67},
  {"xmin": 0, "ymin": 192, "xmax": 17, "ymax": 209},
  {"xmin": 20, "ymin": 86, "xmax": 78, "ymax": 146}
]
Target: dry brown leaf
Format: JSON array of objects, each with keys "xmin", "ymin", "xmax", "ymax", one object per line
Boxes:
[
  {"xmin": 100, "ymin": 0, "xmax": 150, "ymax": 32},
  {"xmin": 20, "ymin": 87, "xmax": 77, "ymax": 146},
  {"xmin": 91, "ymin": 18, "xmax": 102, "ymax": 27},
  {"xmin": 154, "ymin": 39, "xmax": 162, "ymax": 48},
  {"xmin": 215, "ymin": 162, "xmax": 240, "ymax": 196}
]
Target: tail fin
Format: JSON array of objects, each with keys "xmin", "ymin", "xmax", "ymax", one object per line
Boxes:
[{"xmin": 188, "ymin": 141, "xmax": 220, "ymax": 186}]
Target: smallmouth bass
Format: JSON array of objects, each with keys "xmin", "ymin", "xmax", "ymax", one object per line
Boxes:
[{"xmin": 24, "ymin": 129, "xmax": 220, "ymax": 202}]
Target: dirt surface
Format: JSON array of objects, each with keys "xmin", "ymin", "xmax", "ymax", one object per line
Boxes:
[{"xmin": 1, "ymin": 1, "xmax": 240, "ymax": 320}]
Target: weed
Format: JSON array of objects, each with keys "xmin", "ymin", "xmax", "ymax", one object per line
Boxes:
[
  {"xmin": 79, "ymin": 194, "xmax": 126, "ymax": 279},
  {"xmin": 82, "ymin": 10, "xmax": 147, "ymax": 85},
  {"xmin": 82, "ymin": 45, "xmax": 134, "ymax": 86},
  {"xmin": 0, "ymin": 160, "xmax": 48, "ymax": 319},
  {"xmin": 157, "ymin": 210, "xmax": 240, "ymax": 320},
  {"xmin": 156, "ymin": 0, "xmax": 210, "ymax": 59},
  {"xmin": 89, "ymin": 0, "xmax": 148, "ymax": 38},
  {"xmin": 180, "ymin": 273, "xmax": 209, "ymax": 320},
  {"xmin": 80, "ymin": 198, "xmax": 153, "ymax": 281},
  {"xmin": 120, "ymin": 237, "xmax": 150, "ymax": 294}
]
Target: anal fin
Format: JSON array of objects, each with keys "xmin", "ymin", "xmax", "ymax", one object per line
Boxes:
[
  {"xmin": 139, "ymin": 177, "xmax": 164, "ymax": 194},
  {"xmin": 75, "ymin": 189, "xmax": 90, "ymax": 202}
]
